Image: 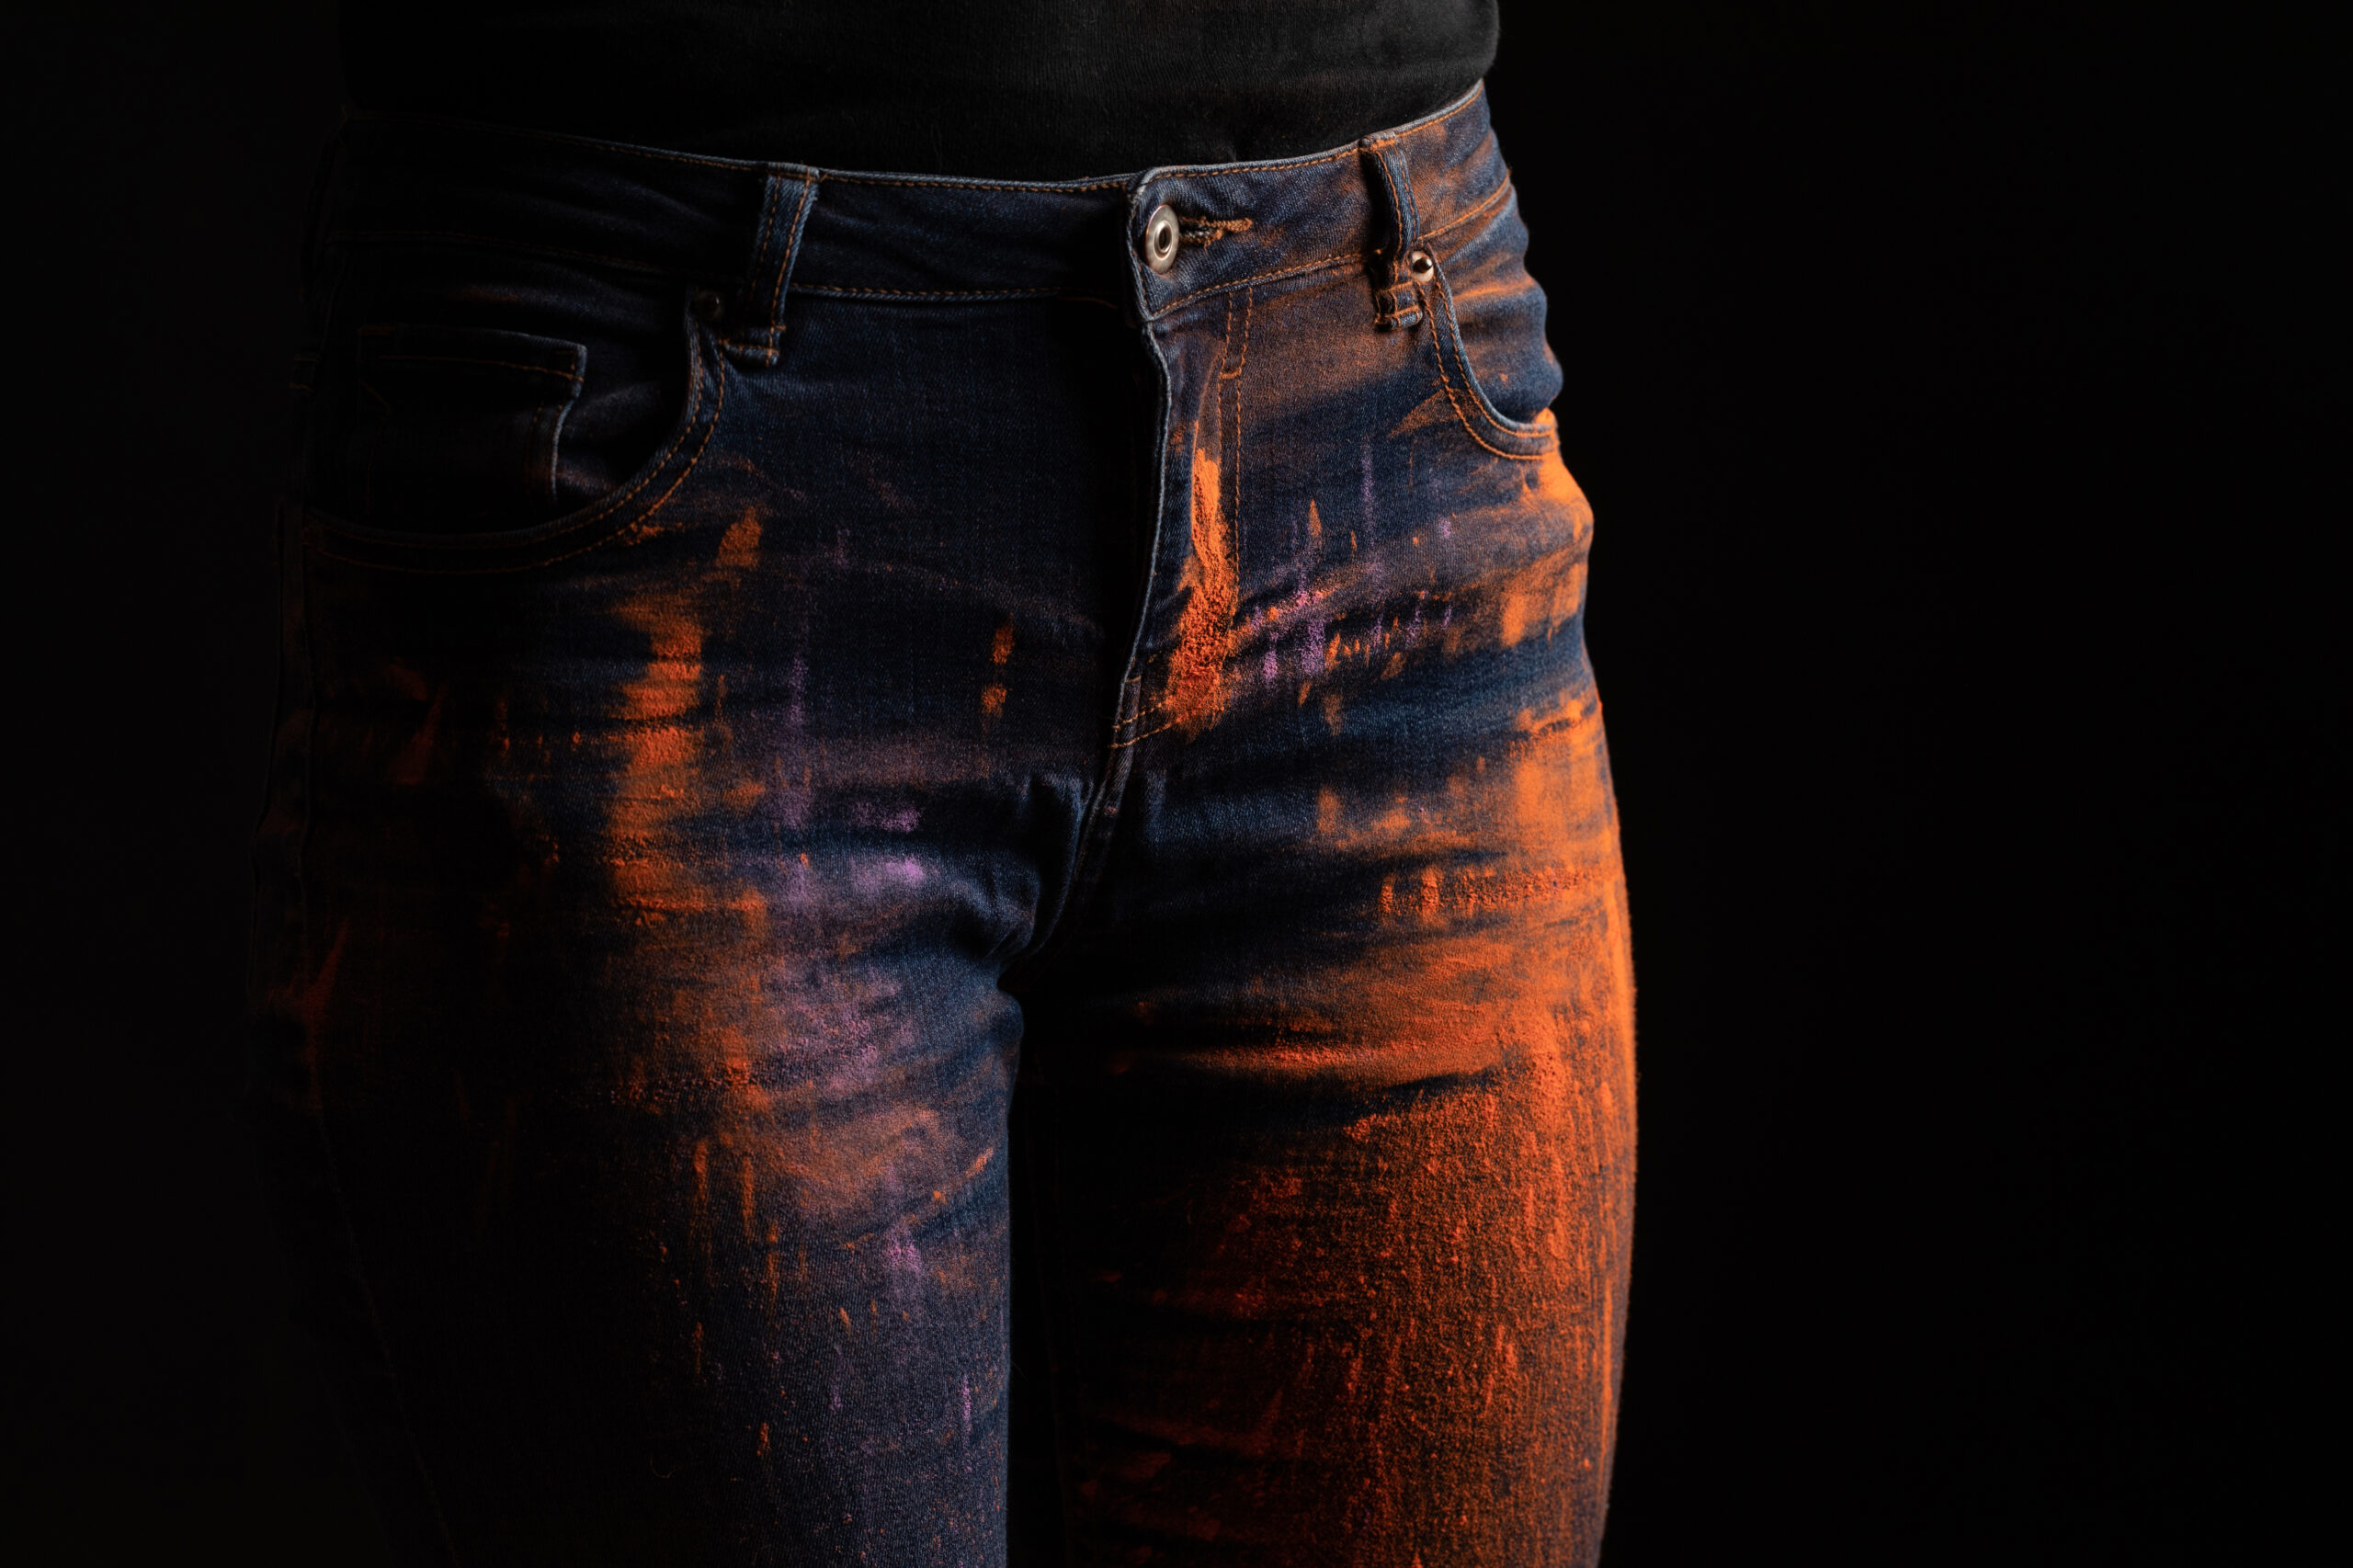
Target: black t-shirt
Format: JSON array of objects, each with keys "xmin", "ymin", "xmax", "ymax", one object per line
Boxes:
[{"xmin": 338, "ymin": 2, "xmax": 1498, "ymax": 178}]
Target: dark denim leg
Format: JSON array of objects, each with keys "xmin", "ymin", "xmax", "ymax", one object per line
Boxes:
[
  {"xmin": 253, "ymin": 221, "xmax": 1152, "ymax": 1561},
  {"xmin": 252, "ymin": 85, "xmax": 1632, "ymax": 1568},
  {"xmin": 1016, "ymin": 181, "xmax": 1634, "ymax": 1568}
]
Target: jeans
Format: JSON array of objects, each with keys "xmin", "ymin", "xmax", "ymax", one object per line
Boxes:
[{"xmin": 250, "ymin": 83, "xmax": 1633, "ymax": 1567}]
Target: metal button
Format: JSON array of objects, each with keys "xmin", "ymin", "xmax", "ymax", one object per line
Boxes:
[
  {"xmin": 691, "ymin": 288, "xmax": 729, "ymax": 324},
  {"xmin": 1143, "ymin": 204, "xmax": 1182, "ymax": 274},
  {"xmin": 1405, "ymin": 248, "xmax": 1436, "ymax": 283}
]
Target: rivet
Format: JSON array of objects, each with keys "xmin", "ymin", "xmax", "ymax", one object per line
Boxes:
[
  {"xmin": 1143, "ymin": 204, "xmax": 1182, "ymax": 275},
  {"xmin": 1405, "ymin": 248, "xmax": 1436, "ymax": 283}
]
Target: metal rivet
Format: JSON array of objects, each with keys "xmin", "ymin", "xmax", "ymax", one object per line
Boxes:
[
  {"xmin": 1405, "ymin": 248, "xmax": 1436, "ymax": 283},
  {"xmin": 1143, "ymin": 204, "xmax": 1182, "ymax": 275},
  {"xmin": 691, "ymin": 288, "xmax": 728, "ymax": 324}
]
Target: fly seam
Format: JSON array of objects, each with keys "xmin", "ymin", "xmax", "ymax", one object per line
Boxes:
[
  {"xmin": 1220, "ymin": 287, "xmax": 1253, "ymax": 380},
  {"xmin": 1128, "ymin": 292, "xmax": 1243, "ymax": 732},
  {"xmin": 1416, "ymin": 175, "xmax": 1515, "ymax": 247}
]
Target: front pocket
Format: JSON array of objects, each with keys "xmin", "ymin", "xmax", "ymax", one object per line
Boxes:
[
  {"xmin": 348, "ymin": 324, "xmax": 586, "ymax": 531},
  {"xmin": 1418, "ymin": 186, "xmax": 1563, "ymax": 459}
]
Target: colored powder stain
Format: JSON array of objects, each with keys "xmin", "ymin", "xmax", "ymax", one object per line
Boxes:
[
  {"xmin": 1500, "ymin": 589, "xmax": 1533, "ymax": 648},
  {"xmin": 1165, "ymin": 437, "xmax": 1238, "ymax": 732},
  {"xmin": 717, "ymin": 511, "xmax": 762, "ymax": 568},
  {"xmin": 983, "ymin": 638, "xmax": 1010, "ymax": 723},
  {"xmin": 605, "ymin": 593, "xmax": 712, "ymax": 908}
]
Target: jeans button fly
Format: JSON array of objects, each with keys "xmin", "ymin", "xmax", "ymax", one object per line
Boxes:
[{"xmin": 1143, "ymin": 203, "xmax": 1181, "ymax": 274}]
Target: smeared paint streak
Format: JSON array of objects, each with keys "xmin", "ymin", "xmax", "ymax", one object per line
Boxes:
[
  {"xmin": 1164, "ymin": 434, "xmax": 1238, "ymax": 732},
  {"xmin": 982, "ymin": 619, "xmax": 1013, "ymax": 729},
  {"xmin": 717, "ymin": 511, "xmax": 762, "ymax": 568}
]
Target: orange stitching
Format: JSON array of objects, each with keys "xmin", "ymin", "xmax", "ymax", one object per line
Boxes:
[
  {"xmin": 1179, "ymin": 217, "xmax": 1255, "ymax": 245},
  {"xmin": 1427, "ymin": 313, "xmax": 1552, "ymax": 462},
  {"xmin": 1146, "ymin": 248, "xmax": 1360, "ymax": 318},
  {"xmin": 1230, "ymin": 367, "xmax": 1245, "ymax": 592},
  {"xmin": 1418, "ymin": 176, "xmax": 1515, "ymax": 247},
  {"xmin": 1220, "ymin": 287, "xmax": 1253, "ymax": 380},
  {"xmin": 1405, "ymin": 82, "xmax": 1486, "ymax": 136},
  {"xmin": 1140, "ymin": 176, "xmax": 1509, "ymax": 322},
  {"xmin": 1142, "ymin": 176, "xmax": 1508, "ymax": 323}
]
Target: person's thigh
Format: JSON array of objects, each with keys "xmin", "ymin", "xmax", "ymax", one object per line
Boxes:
[
  {"xmin": 251, "ymin": 227, "xmax": 1142, "ymax": 1562},
  {"xmin": 1017, "ymin": 226, "xmax": 1635, "ymax": 1568}
]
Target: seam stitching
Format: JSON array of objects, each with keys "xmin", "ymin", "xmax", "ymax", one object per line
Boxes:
[
  {"xmin": 1427, "ymin": 290, "xmax": 1554, "ymax": 460},
  {"xmin": 313, "ymin": 323, "xmax": 727, "ymax": 572},
  {"xmin": 1418, "ymin": 176, "xmax": 1515, "ymax": 246}
]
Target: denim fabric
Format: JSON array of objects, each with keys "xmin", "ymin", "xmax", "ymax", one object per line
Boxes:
[{"xmin": 251, "ymin": 83, "xmax": 1633, "ymax": 1567}]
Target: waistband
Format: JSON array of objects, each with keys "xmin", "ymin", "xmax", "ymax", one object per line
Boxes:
[{"xmin": 319, "ymin": 82, "xmax": 1509, "ymax": 344}]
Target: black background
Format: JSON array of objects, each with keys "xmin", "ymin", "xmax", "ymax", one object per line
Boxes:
[{"xmin": 6, "ymin": 4, "xmax": 2338, "ymax": 1562}]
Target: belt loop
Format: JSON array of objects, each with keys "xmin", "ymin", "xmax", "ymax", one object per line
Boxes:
[
  {"xmin": 1359, "ymin": 135, "xmax": 1424, "ymax": 331},
  {"xmin": 736, "ymin": 165, "xmax": 818, "ymax": 365}
]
